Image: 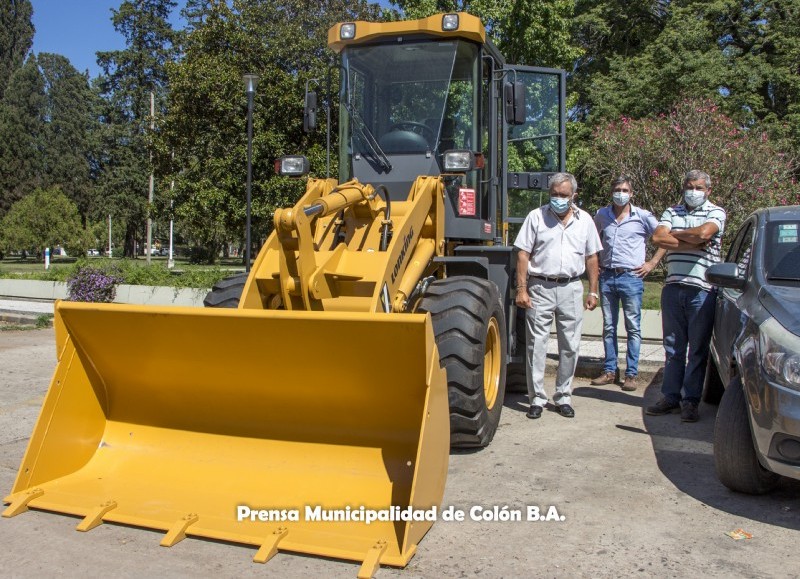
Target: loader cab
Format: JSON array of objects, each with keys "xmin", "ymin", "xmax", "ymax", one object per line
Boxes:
[{"xmin": 334, "ymin": 16, "xmax": 502, "ymax": 241}]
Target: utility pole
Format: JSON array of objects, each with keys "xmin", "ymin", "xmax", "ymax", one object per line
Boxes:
[
  {"xmin": 243, "ymin": 74, "xmax": 259, "ymax": 273},
  {"xmin": 168, "ymin": 154, "xmax": 175, "ymax": 269},
  {"xmin": 146, "ymin": 91, "xmax": 155, "ymax": 265}
]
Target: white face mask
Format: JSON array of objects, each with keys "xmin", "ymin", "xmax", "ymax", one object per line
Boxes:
[
  {"xmin": 612, "ymin": 192, "xmax": 630, "ymax": 207},
  {"xmin": 683, "ymin": 189, "xmax": 706, "ymax": 208}
]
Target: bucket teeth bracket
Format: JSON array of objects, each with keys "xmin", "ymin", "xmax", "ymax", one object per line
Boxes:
[
  {"xmin": 253, "ymin": 526, "xmax": 289, "ymax": 563},
  {"xmin": 76, "ymin": 500, "xmax": 117, "ymax": 532},
  {"xmin": 357, "ymin": 539, "xmax": 388, "ymax": 579},
  {"xmin": 2, "ymin": 488, "xmax": 44, "ymax": 518},
  {"xmin": 160, "ymin": 513, "xmax": 199, "ymax": 547}
]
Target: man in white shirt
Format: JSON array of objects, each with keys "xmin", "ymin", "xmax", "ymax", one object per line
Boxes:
[{"xmin": 514, "ymin": 173, "xmax": 603, "ymax": 419}]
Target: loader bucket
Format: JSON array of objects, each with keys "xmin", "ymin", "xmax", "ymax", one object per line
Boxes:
[{"xmin": 4, "ymin": 302, "xmax": 449, "ymax": 573}]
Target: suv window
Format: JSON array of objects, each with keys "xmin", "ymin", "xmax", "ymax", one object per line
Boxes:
[
  {"xmin": 765, "ymin": 220, "xmax": 800, "ymax": 282},
  {"xmin": 733, "ymin": 222, "xmax": 755, "ymax": 278}
]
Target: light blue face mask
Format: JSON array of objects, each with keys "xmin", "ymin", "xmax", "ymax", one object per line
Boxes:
[
  {"xmin": 550, "ymin": 196, "xmax": 571, "ymax": 215},
  {"xmin": 683, "ymin": 189, "xmax": 706, "ymax": 209}
]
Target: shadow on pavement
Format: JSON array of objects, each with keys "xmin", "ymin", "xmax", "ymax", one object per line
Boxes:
[{"xmin": 639, "ymin": 371, "xmax": 800, "ymax": 531}]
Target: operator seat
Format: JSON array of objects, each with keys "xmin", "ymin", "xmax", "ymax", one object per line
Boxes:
[{"xmin": 378, "ymin": 129, "xmax": 429, "ymax": 153}]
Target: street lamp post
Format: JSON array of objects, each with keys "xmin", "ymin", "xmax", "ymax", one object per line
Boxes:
[{"xmin": 243, "ymin": 73, "xmax": 259, "ymax": 273}]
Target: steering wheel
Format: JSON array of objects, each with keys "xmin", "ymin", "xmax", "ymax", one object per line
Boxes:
[{"xmin": 388, "ymin": 121, "xmax": 435, "ymax": 142}]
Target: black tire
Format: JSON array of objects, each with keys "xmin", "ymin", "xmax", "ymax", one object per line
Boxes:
[
  {"xmin": 415, "ymin": 277, "xmax": 507, "ymax": 448},
  {"xmin": 203, "ymin": 273, "xmax": 249, "ymax": 308},
  {"xmin": 713, "ymin": 375, "xmax": 780, "ymax": 494},
  {"xmin": 702, "ymin": 355, "xmax": 725, "ymax": 405}
]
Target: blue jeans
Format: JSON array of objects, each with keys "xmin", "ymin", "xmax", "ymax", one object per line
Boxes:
[
  {"xmin": 600, "ymin": 270, "xmax": 644, "ymax": 377},
  {"xmin": 660, "ymin": 283, "xmax": 716, "ymax": 404}
]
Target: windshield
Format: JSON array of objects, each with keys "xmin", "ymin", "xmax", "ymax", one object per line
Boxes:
[
  {"xmin": 339, "ymin": 39, "xmax": 479, "ymax": 181},
  {"xmin": 765, "ymin": 221, "xmax": 800, "ymax": 282}
]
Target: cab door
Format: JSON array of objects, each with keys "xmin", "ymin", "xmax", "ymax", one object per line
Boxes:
[{"xmin": 502, "ymin": 66, "xmax": 566, "ymax": 243}]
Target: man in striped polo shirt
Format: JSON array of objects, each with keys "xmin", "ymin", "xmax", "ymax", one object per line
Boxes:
[{"xmin": 647, "ymin": 170, "xmax": 726, "ymax": 422}]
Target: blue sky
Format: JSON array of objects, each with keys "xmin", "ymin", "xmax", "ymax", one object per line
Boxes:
[
  {"xmin": 31, "ymin": 0, "xmax": 186, "ymax": 78},
  {"xmin": 31, "ymin": 1, "xmax": 394, "ymax": 79}
]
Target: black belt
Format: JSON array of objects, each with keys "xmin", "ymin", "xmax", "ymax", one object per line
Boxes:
[
  {"xmin": 530, "ymin": 274, "xmax": 580, "ymax": 284},
  {"xmin": 606, "ymin": 267, "xmax": 634, "ymax": 274}
]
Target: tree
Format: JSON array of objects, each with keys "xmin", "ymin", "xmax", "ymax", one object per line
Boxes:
[
  {"xmin": 577, "ymin": 0, "xmax": 800, "ymax": 148},
  {"xmin": 159, "ymin": 0, "xmax": 381, "ymax": 262},
  {"xmin": 0, "ymin": 187, "xmax": 89, "ymax": 258},
  {"xmin": 583, "ymin": 99, "xmax": 800, "ymax": 243},
  {"xmin": 571, "ymin": 0, "xmax": 669, "ymax": 121},
  {"xmin": 0, "ymin": 55, "xmax": 46, "ymax": 216},
  {"xmin": 38, "ymin": 53, "xmax": 101, "ymax": 224},
  {"xmin": 0, "ymin": 0, "xmax": 34, "ymax": 100},
  {"xmin": 95, "ymin": 0, "xmax": 179, "ymax": 257},
  {"xmin": 393, "ymin": 0, "xmax": 580, "ymax": 69}
]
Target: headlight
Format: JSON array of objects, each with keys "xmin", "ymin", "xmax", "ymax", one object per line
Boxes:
[
  {"xmin": 443, "ymin": 149, "xmax": 488, "ymax": 172},
  {"xmin": 759, "ymin": 319, "xmax": 800, "ymax": 391},
  {"xmin": 340, "ymin": 23, "xmax": 356, "ymax": 40},
  {"xmin": 443, "ymin": 150, "xmax": 473, "ymax": 172},
  {"xmin": 275, "ymin": 155, "xmax": 310, "ymax": 177}
]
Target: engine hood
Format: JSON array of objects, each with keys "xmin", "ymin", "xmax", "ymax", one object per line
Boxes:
[{"xmin": 759, "ymin": 285, "xmax": 800, "ymax": 336}]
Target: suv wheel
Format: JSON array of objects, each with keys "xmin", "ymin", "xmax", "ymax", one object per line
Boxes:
[{"xmin": 713, "ymin": 375, "xmax": 780, "ymax": 494}]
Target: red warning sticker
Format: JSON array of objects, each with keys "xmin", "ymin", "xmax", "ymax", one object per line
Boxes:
[{"xmin": 458, "ymin": 188, "xmax": 476, "ymax": 216}]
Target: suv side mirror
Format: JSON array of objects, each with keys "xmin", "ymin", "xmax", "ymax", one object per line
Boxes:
[
  {"xmin": 705, "ymin": 262, "xmax": 746, "ymax": 290},
  {"xmin": 303, "ymin": 90, "xmax": 317, "ymax": 133}
]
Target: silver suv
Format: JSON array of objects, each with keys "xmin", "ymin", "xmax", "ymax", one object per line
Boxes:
[{"xmin": 705, "ymin": 205, "xmax": 800, "ymax": 494}]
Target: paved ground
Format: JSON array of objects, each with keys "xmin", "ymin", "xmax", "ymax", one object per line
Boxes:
[{"xmin": 1, "ymin": 327, "xmax": 799, "ymax": 578}]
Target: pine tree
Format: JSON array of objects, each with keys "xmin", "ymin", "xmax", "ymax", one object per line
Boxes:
[
  {"xmin": 0, "ymin": 0, "xmax": 34, "ymax": 100},
  {"xmin": 38, "ymin": 53, "xmax": 100, "ymax": 224},
  {"xmin": 0, "ymin": 55, "xmax": 46, "ymax": 216}
]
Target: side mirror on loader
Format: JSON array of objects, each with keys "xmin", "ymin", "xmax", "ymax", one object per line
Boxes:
[
  {"xmin": 303, "ymin": 90, "xmax": 317, "ymax": 133},
  {"xmin": 504, "ymin": 81, "xmax": 525, "ymax": 125}
]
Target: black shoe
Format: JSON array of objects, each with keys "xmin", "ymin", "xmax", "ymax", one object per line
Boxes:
[
  {"xmin": 556, "ymin": 404, "xmax": 575, "ymax": 418},
  {"xmin": 645, "ymin": 397, "xmax": 681, "ymax": 416},
  {"xmin": 526, "ymin": 404, "xmax": 543, "ymax": 419},
  {"xmin": 681, "ymin": 401, "xmax": 699, "ymax": 422}
]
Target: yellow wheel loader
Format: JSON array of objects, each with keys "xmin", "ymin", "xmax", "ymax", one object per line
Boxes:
[{"xmin": 4, "ymin": 12, "xmax": 566, "ymax": 576}]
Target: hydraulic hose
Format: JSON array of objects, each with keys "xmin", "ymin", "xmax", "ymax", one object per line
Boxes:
[{"xmin": 374, "ymin": 185, "xmax": 392, "ymax": 251}]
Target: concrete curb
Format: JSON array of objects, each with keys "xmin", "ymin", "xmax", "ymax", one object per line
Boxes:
[{"xmin": 0, "ymin": 279, "xmax": 209, "ymax": 308}]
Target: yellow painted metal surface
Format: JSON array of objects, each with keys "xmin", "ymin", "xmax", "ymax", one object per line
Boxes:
[
  {"xmin": 5, "ymin": 301, "xmax": 449, "ymax": 568},
  {"xmin": 244, "ymin": 176, "xmax": 444, "ymax": 315},
  {"xmin": 328, "ymin": 12, "xmax": 486, "ymax": 53}
]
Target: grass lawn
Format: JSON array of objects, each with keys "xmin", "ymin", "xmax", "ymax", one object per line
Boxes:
[
  {"xmin": 582, "ymin": 275, "xmax": 664, "ymax": 311},
  {"xmin": 0, "ymin": 256, "xmax": 243, "ymax": 288}
]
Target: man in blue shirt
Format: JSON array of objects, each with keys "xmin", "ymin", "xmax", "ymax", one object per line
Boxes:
[{"xmin": 592, "ymin": 175, "xmax": 666, "ymax": 391}]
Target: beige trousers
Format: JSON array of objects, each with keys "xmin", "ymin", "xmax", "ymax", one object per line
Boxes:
[{"xmin": 525, "ymin": 278, "xmax": 584, "ymax": 407}]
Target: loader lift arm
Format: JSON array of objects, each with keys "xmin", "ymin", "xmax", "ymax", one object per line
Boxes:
[{"xmin": 244, "ymin": 176, "xmax": 445, "ymax": 314}]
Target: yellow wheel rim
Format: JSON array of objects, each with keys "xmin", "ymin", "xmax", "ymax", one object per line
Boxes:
[{"xmin": 484, "ymin": 318, "xmax": 501, "ymax": 410}]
